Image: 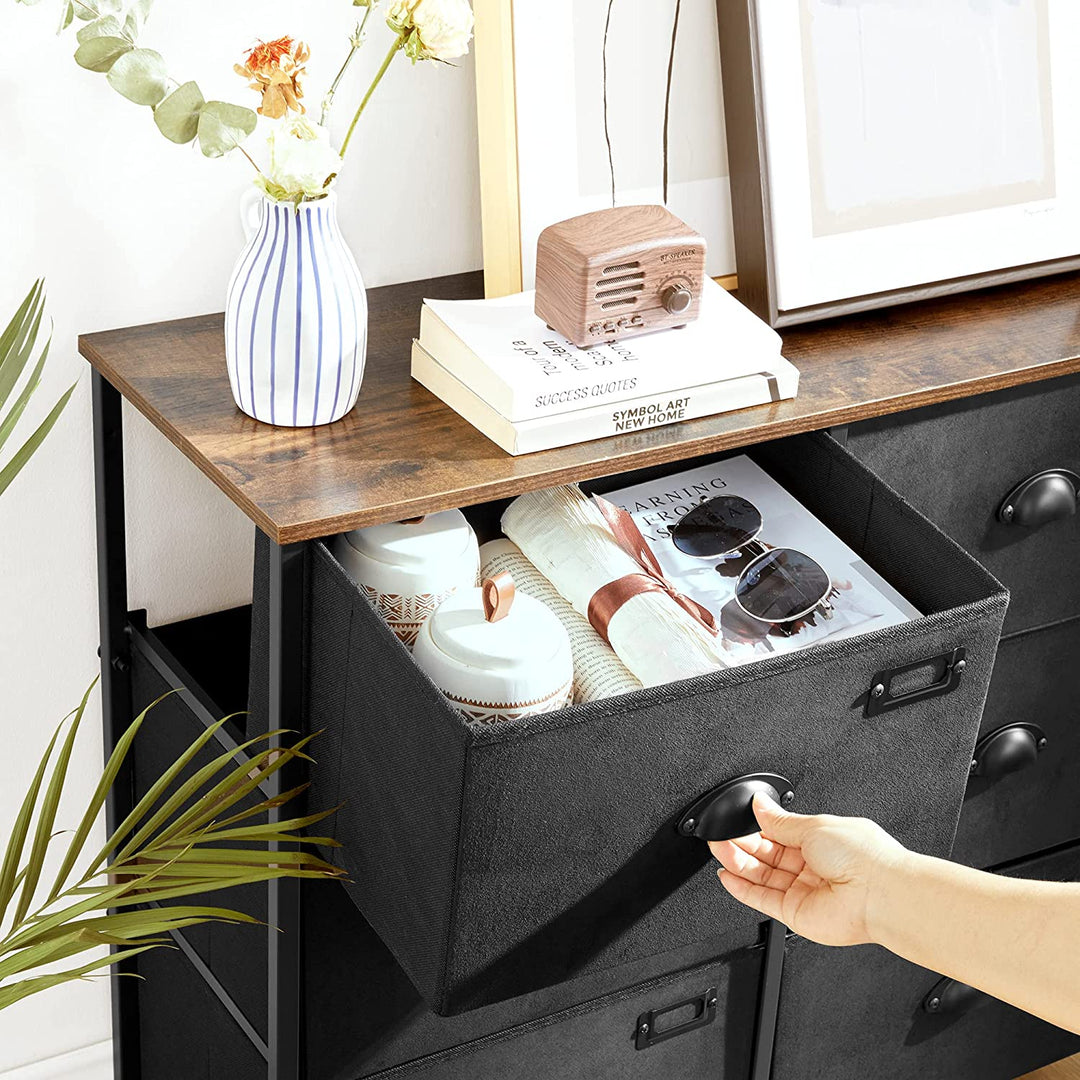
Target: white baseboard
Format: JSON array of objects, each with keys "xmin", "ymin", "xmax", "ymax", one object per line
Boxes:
[{"xmin": 0, "ymin": 1042, "xmax": 112, "ymax": 1080}]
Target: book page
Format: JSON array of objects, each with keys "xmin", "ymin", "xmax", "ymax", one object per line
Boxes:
[
  {"xmin": 480, "ymin": 540, "xmax": 643, "ymax": 704},
  {"xmin": 601, "ymin": 456, "xmax": 920, "ymax": 667}
]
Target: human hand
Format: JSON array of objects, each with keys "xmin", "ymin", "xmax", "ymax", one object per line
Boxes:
[{"xmin": 709, "ymin": 794, "xmax": 908, "ymax": 946}]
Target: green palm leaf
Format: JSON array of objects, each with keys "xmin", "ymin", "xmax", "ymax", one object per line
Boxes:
[
  {"xmin": 0, "ymin": 281, "xmax": 75, "ymax": 499},
  {"xmin": 0, "ymin": 687, "xmax": 342, "ymax": 1010}
]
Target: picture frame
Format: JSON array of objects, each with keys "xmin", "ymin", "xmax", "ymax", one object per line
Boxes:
[
  {"xmin": 475, "ymin": 0, "xmax": 739, "ymax": 299},
  {"xmin": 717, "ymin": 0, "xmax": 1080, "ymax": 327}
]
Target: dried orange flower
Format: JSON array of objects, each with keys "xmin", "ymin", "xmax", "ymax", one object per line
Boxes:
[{"xmin": 234, "ymin": 37, "xmax": 311, "ymax": 120}]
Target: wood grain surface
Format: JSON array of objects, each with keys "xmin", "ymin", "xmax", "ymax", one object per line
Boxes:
[
  {"xmin": 79, "ymin": 268, "xmax": 1080, "ymax": 544},
  {"xmin": 1021, "ymin": 1054, "xmax": 1080, "ymax": 1079}
]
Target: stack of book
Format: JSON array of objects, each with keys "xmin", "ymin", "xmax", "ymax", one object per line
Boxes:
[{"xmin": 410, "ymin": 276, "xmax": 799, "ymax": 455}]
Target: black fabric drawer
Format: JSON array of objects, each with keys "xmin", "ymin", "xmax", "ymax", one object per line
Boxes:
[
  {"xmin": 131, "ymin": 643, "xmax": 760, "ymax": 1080},
  {"xmin": 770, "ymin": 843, "xmax": 1080, "ymax": 1080},
  {"xmin": 252, "ymin": 431, "xmax": 1007, "ymax": 1015},
  {"xmin": 846, "ymin": 372, "xmax": 1080, "ymax": 636},
  {"xmin": 304, "ymin": 878, "xmax": 761, "ymax": 1080},
  {"xmin": 954, "ymin": 616, "xmax": 1080, "ymax": 870}
]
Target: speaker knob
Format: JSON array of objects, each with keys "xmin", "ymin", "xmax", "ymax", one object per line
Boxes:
[{"xmin": 661, "ymin": 284, "xmax": 693, "ymax": 315}]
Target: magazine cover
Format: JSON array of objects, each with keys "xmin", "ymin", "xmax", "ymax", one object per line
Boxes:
[{"xmin": 602, "ymin": 456, "xmax": 921, "ymax": 666}]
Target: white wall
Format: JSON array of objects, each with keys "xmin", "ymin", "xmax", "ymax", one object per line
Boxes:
[{"xmin": 0, "ymin": 2, "xmax": 480, "ymax": 1071}]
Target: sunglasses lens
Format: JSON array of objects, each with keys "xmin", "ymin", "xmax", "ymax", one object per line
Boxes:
[
  {"xmin": 736, "ymin": 549, "xmax": 830, "ymax": 623},
  {"xmin": 671, "ymin": 495, "xmax": 762, "ymax": 557}
]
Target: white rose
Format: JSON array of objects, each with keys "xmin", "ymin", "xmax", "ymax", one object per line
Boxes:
[
  {"xmin": 388, "ymin": 0, "xmax": 474, "ymax": 62},
  {"xmin": 258, "ymin": 118, "xmax": 342, "ymax": 203}
]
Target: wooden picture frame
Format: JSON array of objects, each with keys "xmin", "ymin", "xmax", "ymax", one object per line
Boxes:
[
  {"xmin": 716, "ymin": 0, "xmax": 1080, "ymax": 328},
  {"xmin": 475, "ymin": 0, "xmax": 739, "ymax": 300}
]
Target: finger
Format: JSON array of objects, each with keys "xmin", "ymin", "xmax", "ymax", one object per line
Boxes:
[
  {"xmin": 753, "ymin": 793, "xmax": 816, "ymax": 847},
  {"xmin": 724, "ymin": 831, "xmax": 806, "ymax": 876},
  {"xmin": 711, "ymin": 841, "xmax": 799, "ymax": 891},
  {"xmin": 717, "ymin": 869, "xmax": 787, "ymax": 922}
]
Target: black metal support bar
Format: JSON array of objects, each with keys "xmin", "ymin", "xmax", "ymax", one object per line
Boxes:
[
  {"xmin": 168, "ymin": 922, "xmax": 271, "ymax": 1061},
  {"xmin": 267, "ymin": 541, "xmax": 307, "ymax": 1080},
  {"xmin": 91, "ymin": 371, "xmax": 141, "ymax": 1080},
  {"xmin": 750, "ymin": 920, "xmax": 788, "ymax": 1080}
]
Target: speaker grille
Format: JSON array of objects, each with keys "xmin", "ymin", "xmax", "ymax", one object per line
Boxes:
[{"xmin": 596, "ymin": 262, "xmax": 645, "ymax": 305}]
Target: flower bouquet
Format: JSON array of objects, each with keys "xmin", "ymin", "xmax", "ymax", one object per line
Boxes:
[{"xmin": 15, "ymin": 0, "xmax": 475, "ymax": 427}]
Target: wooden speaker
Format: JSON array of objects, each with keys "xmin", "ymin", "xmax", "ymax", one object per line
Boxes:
[{"xmin": 534, "ymin": 205, "xmax": 707, "ymax": 348}]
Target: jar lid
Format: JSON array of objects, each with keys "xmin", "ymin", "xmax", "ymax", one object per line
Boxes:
[
  {"xmin": 342, "ymin": 509, "xmax": 473, "ymax": 569},
  {"xmin": 429, "ymin": 575, "xmax": 567, "ymax": 672}
]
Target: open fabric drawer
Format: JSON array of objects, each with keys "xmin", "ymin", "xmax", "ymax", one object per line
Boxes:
[{"xmin": 250, "ymin": 431, "xmax": 1008, "ymax": 1015}]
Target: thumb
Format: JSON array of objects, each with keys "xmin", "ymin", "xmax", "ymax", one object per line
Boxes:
[{"xmin": 753, "ymin": 792, "xmax": 814, "ymax": 846}]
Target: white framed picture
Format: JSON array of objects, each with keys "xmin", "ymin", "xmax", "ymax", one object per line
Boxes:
[
  {"xmin": 719, "ymin": 0, "xmax": 1080, "ymax": 325},
  {"xmin": 476, "ymin": 0, "xmax": 737, "ymax": 296}
]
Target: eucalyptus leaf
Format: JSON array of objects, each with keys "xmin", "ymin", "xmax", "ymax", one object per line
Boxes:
[
  {"xmin": 106, "ymin": 48, "xmax": 168, "ymax": 106},
  {"xmin": 122, "ymin": 0, "xmax": 153, "ymax": 38},
  {"xmin": 197, "ymin": 101, "xmax": 257, "ymax": 159},
  {"xmin": 56, "ymin": 1, "xmax": 74, "ymax": 33},
  {"xmin": 73, "ymin": 35, "xmax": 132, "ymax": 73},
  {"xmin": 75, "ymin": 15, "xmax": 123, "ymax": 44},
  {"xmin": 153, "ymin": 81, "xmax": 204, "ymax": 145}
]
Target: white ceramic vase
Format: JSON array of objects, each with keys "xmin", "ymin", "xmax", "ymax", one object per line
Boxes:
[{"xmin": 224, "ymin": 190, "xmax": 367, "ymax": 427}]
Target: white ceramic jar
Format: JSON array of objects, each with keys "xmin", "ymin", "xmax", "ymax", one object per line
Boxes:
[
  {"xmin": 413, "ymin": 572, "xmax": 573, "ymax": 724},
  {"xmin": 334, "ymin": 510, "xmax": 480, "ymax": 648}
]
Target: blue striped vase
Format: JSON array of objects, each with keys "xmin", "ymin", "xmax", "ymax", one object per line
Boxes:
[{"xmin": 224, "ymin": 191, "xmax": 367, "ymax": 427}]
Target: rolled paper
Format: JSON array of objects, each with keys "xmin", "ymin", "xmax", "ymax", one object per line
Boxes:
[
  {"xmin": 501, "ymin": 486, "xmax": 728, "ymax": 687},
  {"xmin": 480, "ymin": 539, "xmax": 643, "ymax": 703}
]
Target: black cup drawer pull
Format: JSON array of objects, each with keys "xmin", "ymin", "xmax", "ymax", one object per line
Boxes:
[
  {"xmin": 998, "ymin": 468, "xmax": 1079, "ymax": 530},
  {"xmin": 923, "ymin": 976, "xmax": 987, "ymax": 1017},
  {"xmin": 677, "ymin": 773, "xmax": 795, "ymax": 842},
  {"xmin": 970, "ymin": 723, "xmax": 1048, "ymax": 782},
  {"xmin": 865, "ymin": 648, "xmax": 966, "ymax": 718},
  {"xmin": 635, "ymin": 986, "xmax": 717, "ymax": 1050}
]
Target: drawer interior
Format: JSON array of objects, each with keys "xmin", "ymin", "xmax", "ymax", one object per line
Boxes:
[{"xmin": 250, "ymin": 431, "xmax": 1008, "ymax": 1014}]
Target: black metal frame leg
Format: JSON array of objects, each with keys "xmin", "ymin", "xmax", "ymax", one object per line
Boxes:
[
  {"xmin": 267, "ymin": 540, "xmax": 307, "ymax": 1080},
  {"xmin": 750, "ymin": 919, "xmax": 788, "ymax": 1080},
  {"xmin": 92, "ymin": 371, "xmax": 140, "ymax": 1079}
]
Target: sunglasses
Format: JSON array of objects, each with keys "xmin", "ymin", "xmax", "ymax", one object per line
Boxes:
[{"xmin": 669, "ymin": 495, "xmax": 833, "ymax": 629}]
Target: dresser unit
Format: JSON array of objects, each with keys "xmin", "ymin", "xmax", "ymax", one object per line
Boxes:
[{"xmin": 81, "ymin": 270, "xmax": 1080, "ymax": 1080}]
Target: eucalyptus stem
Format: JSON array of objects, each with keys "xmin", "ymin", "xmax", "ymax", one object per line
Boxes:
[
  {"xmin": 339, "ymin": 32, "xmax": 405, "ymax": 161},
  {"xmin": 321, "ymin": 5, "xmax": 376, "ymax": 127}
]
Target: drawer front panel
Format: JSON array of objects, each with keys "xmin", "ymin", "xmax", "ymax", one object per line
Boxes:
[
  {"xmin": 846, "ymin": 372, "xmax": 1080, "ymax": 636},
  {"xmin": 954, "ymin": 616, "xmax": 1080, "ymax": 869},
  {"xmin": 361, "ymin": 949, "xmax": 760, "ymax": 1080},
  {"xmin": 771, "ymin": 844, "xmax": 1080, "ymax": 1080},
  {"xmin": 252, "ymin": 432, "xmax": 1008, "ymax": 1014}
]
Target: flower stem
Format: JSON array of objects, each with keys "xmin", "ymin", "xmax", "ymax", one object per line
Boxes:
[
  {"xmin": 339, "ymin": 33, "xmax": 404, "ymax": 161},
  {"xmin": 238, "ymin": 145, "xmax": 264, "ymax": 175},
  {"xmin": 321, "ymin": 5, "xmax": 376, "ymax": 127}
]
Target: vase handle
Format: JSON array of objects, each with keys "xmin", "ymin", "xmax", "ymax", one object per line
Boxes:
[{"xmin": 239, "ymin": 187, "xmax": 264, "ymax": 242}]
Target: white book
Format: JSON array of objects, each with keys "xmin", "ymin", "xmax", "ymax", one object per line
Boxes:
[
  {"xmin": 420, "ymin": 277, "xmax": 785, "ymax": 422},
  {"xmin": 602, "ymin": 457, "xmax": 922, "ymax": 667},
  {"xmin": 411, "ymin": 341, "xmax": 800, "ymax": 456}
]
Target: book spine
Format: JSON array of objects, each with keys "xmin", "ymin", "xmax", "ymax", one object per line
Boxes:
[{"xmin": 510, "ymin": 374, "xmax": 794, "ymax": 453}]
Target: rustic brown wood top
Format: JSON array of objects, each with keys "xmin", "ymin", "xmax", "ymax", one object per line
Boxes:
[{"xmin": 79, "ymin": 269, "xmax": 1080, "ymax": 544}]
